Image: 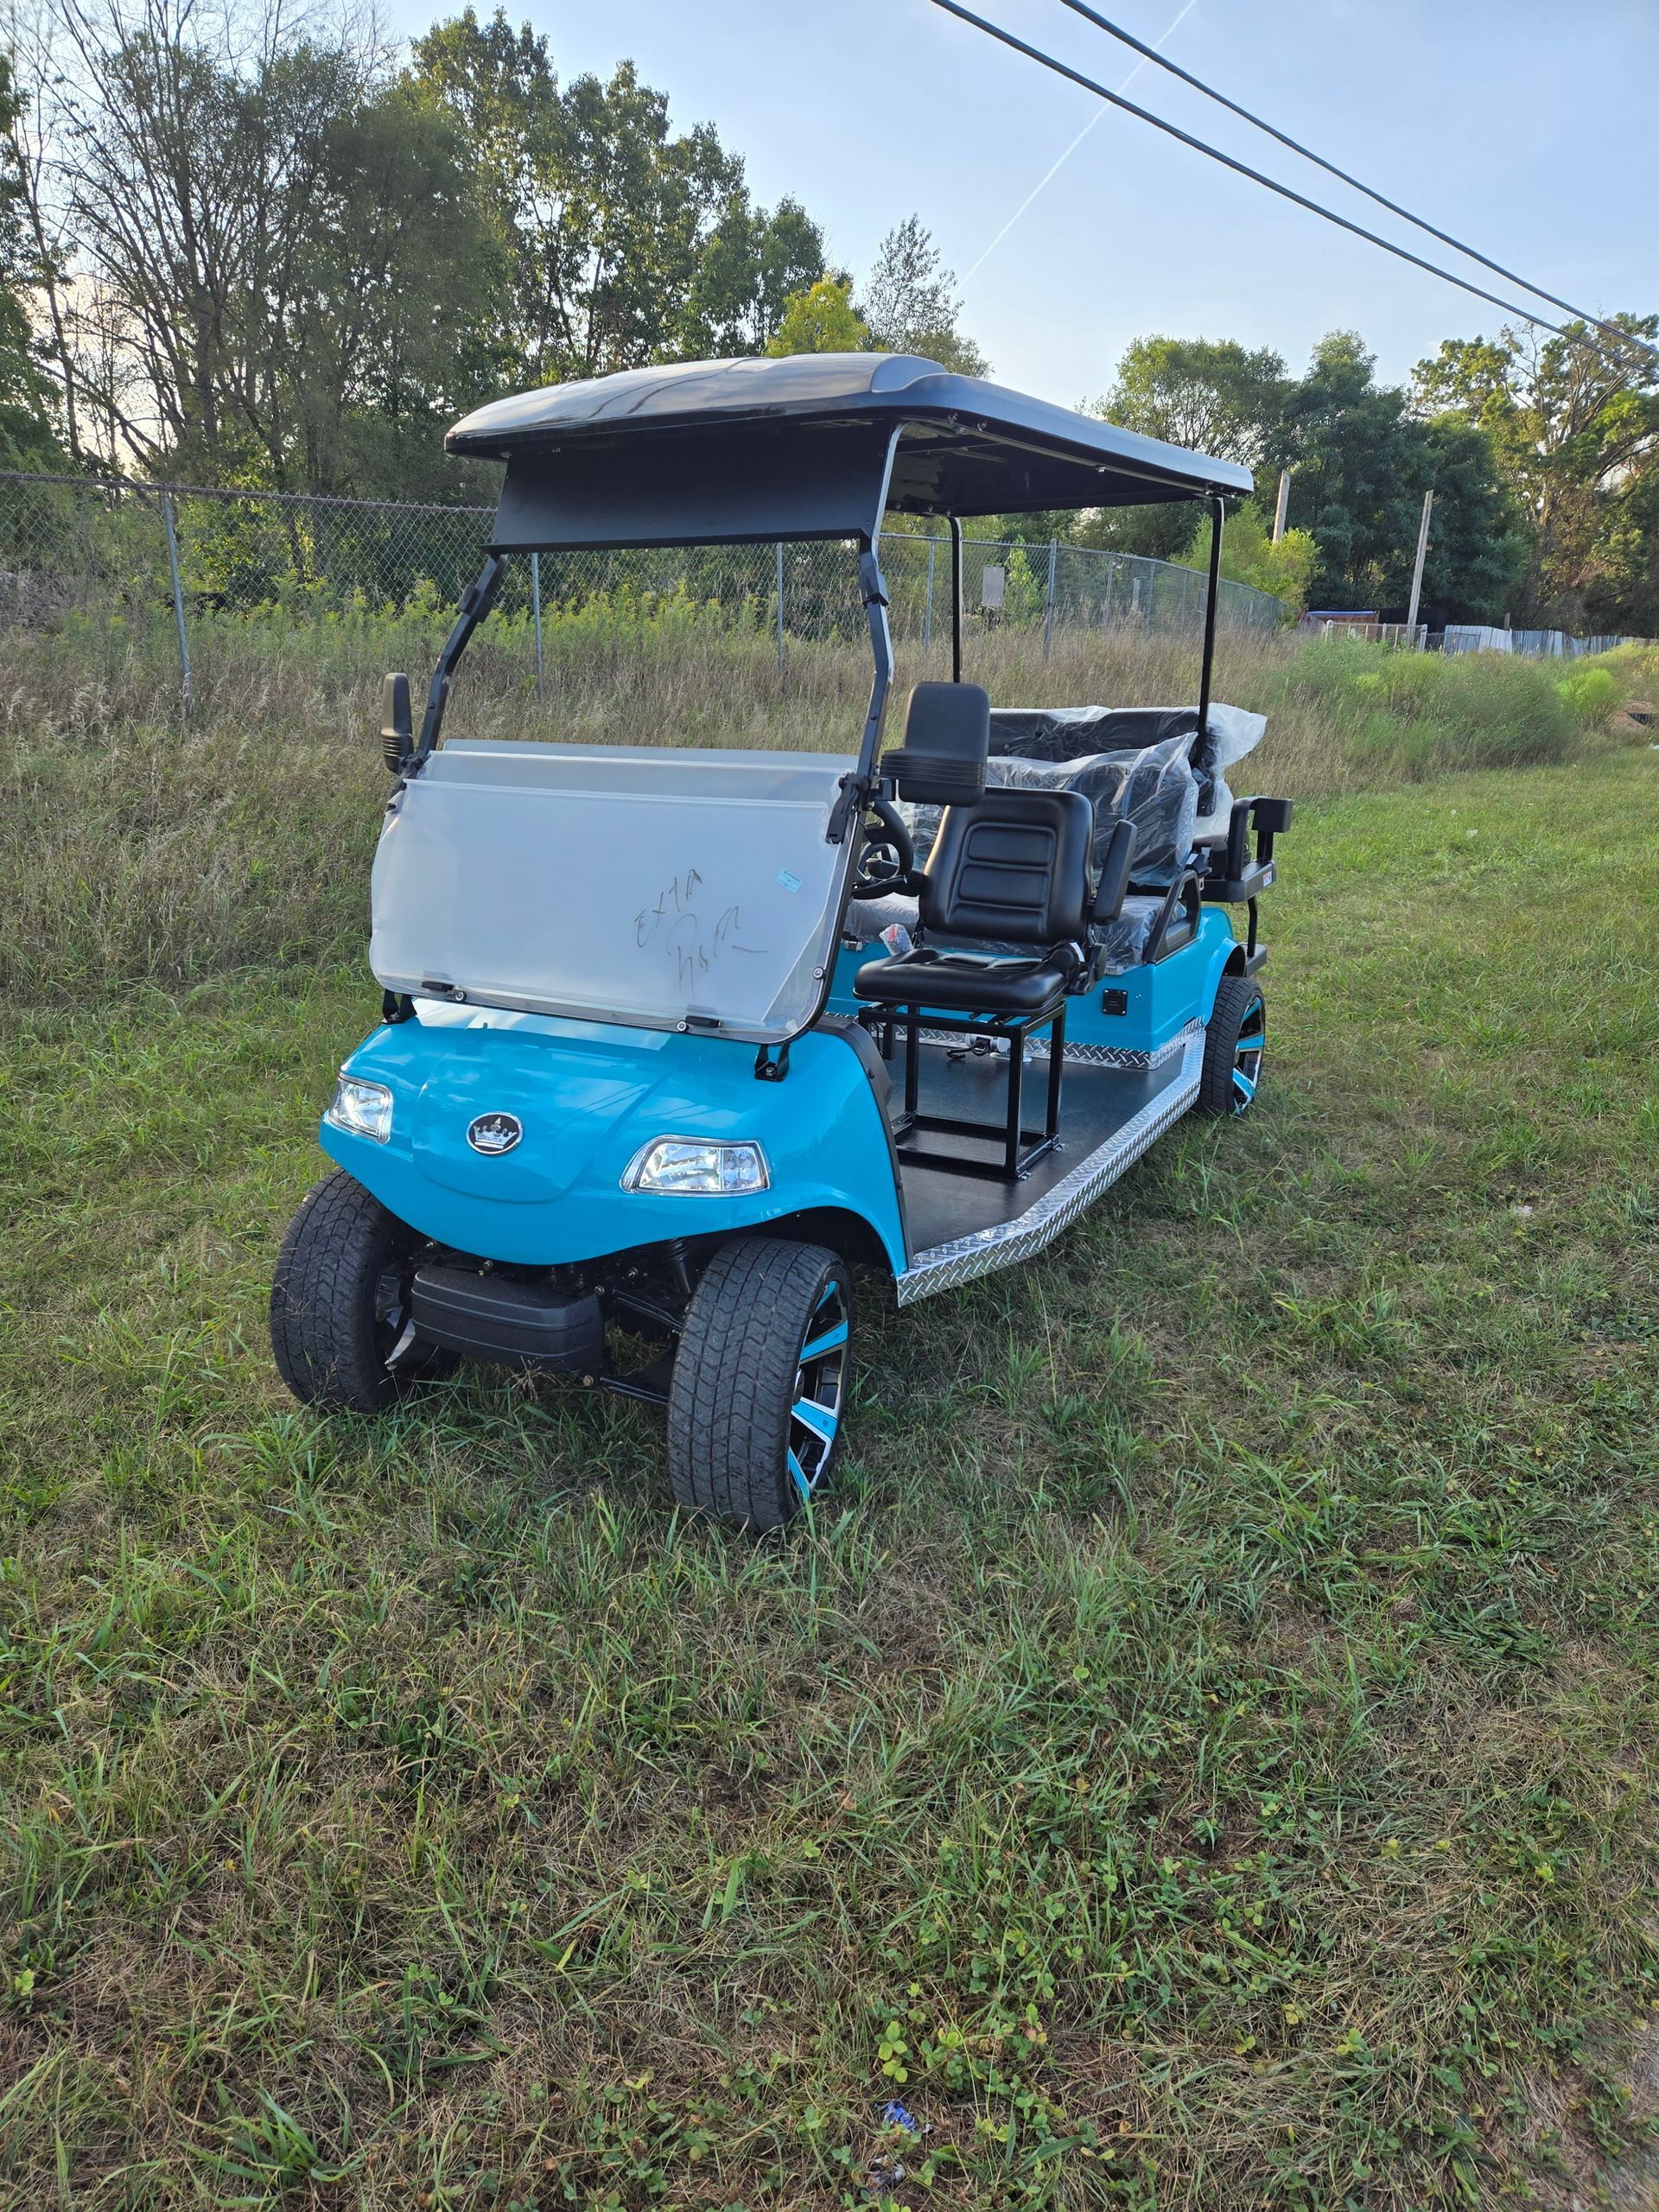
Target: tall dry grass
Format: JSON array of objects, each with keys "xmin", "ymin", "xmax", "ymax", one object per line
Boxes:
[{"xmin": 0, "ymin": 612, "xmax": 1629, "ymax": 1003}]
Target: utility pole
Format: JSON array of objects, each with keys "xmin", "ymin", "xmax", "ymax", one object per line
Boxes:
[
  {"xmin": 1405, "ymin": 488, "xmax": 1433, "ymax": 638},
  {"xmin": 1271, "ymin": 470, "xmax": 1292, "ymax": 543}
]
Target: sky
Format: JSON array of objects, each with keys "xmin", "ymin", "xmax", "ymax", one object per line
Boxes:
[{"xmin": 380, "ymin": 0, "xmax": 1657, "ymax": 410}]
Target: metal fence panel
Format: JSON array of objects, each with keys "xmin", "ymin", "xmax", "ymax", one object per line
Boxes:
[{"xmin": 0, "ymin": 470, "xmax": 1297, "ymax": 715}]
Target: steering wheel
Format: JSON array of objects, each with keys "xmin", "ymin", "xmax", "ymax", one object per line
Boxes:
[{"xmin": 849, "ymin": 796, "xmax": 916, "ymax": 900}]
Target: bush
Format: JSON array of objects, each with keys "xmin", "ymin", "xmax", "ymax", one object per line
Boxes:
[
  {"xmin": 1555, "ymin": 664, "xmax": 1618, "ymax": 727},
  {"xmin": 1268, "ymin": 637, "xmax": 1579, "ymax": 777}
]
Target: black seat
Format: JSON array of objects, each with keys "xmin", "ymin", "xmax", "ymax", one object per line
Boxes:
[
  {"xmin": 855, "ymin": 785, "xmax": 1096, "ymax": 1179},
  {"xmin": 858, "ymin": 948, "xmax": 1074, "ymax": 1016},
  {"xmin": 855, "ymin": 785, "xmax": 1095, "ymax": 1013}
]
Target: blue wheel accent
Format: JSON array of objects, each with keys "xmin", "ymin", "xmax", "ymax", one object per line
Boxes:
[
  {"xmin": 1232, "ymin": 993, "xmax": 1266, "ymax": 1114},
  {"xmin": 787, "ymin": 1277, "xmax": 849, "ymax": 1500}
]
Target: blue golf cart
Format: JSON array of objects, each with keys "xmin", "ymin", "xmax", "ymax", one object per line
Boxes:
[{"xmin": 270, "ymin": 354, "xmax": 1291, "ymax": 1529}]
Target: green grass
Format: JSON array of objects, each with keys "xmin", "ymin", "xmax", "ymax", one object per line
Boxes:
[{"xmin": 3, "ymin": 728, "xmax": 1659, "ymax": 2205}]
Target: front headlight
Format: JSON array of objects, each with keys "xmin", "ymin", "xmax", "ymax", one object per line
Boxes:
[
  {"xmin": 325, "ymin": 1074, "xmax": 393, "ymax": 1143},
  {"xmin": 621, "ymin": 1137, "xmax": 770, "ymax": 1196}
]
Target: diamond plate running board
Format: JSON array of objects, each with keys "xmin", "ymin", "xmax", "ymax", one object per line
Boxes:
[{"xmin": 893, "ymin": 1032, "xmax": 1204, "ymax": 1306}]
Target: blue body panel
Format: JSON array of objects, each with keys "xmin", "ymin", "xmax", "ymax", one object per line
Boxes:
[
  {"xmin": 321, "ymin": 1014, "xmax": 908, "ymax": 1274},
  {"xmin": 826, "ymin": 906, "xmax": 1239, "ymax": 1053},
  {"xmin": 320, "ymin": 914, "xmax": 1237, "ymax": 1277}
]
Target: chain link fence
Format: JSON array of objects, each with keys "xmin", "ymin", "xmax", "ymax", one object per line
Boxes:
[{"xmin": 0, "ymin": 468, "xmax": 1287, "ymax": 715}]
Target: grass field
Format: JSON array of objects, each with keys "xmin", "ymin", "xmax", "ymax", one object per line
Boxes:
[{"xmin": 3, "ymin": 632, "xmax": 1659, "ymax": 2208}]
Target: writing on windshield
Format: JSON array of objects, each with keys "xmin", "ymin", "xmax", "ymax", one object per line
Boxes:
[{"xmin": 636, "ymin": 868, "xmax": 766, "ymax": 993}]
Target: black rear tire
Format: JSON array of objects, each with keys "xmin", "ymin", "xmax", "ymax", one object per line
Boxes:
[
  {"xmin": 667, "ymin": 1238, "xmax": 851, "ymax": 1531},
  {"xmin": 1198, "ymin": 976, "xmax": 1267, "ymax": 1117},
  {"xmin": 270, "ymin": 1169, "xmax": 453, "ymax": 1412}
]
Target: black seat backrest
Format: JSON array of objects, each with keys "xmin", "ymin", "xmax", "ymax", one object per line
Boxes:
[
  {"xmin": 920, "ymin": 786, "xmax": 1094, "ymax": 945},
  {"xmin": 883, "ymin": 682, "xmax": 990, "ymax": 805}
]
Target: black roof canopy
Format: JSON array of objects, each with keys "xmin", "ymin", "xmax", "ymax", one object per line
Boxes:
[{"xmin": 447, "ymin": 353, "xmax": 1253, "ymax": 553}]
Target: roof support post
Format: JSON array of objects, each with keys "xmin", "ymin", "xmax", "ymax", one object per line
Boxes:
[
  {"xmin": 949, "ymin": 515, "xmax": 964, "ymax": 683},
  {"xmin": 411, "ymin": 553, "xmax": 505, "ymax": 769},
  {"xmin": 1197, "ymin": 494, "xmax": 1224, "ymax": 735}
]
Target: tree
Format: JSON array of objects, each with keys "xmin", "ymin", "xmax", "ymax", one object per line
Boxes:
[
  {"xmin": 19, "ymin": 0, "xmax": 500, "ymax": 489},
  {"xmin": 685, "ymin": 193, "xmax": 826, "ymax": 355},
  {"xmin": 1276, "ymin": 332, "xmax": 1525, "ymax": 619},
  {"xmin": 0, "ymin": 51, "xmax": 56, "ymax": 463},
  {"xmin": 1098, "ymin": 334, "xmax": 1287, "ymax": 467},
  {"xmin": 765, "ymin": 277, "xmax": 868, "ymax": 358},
  {"xmin": 411, "ymin": 10, "xmax": 826, "ymax": 379},
  {"xmin": 1077, "ymin": 335, "xmax": 1290, "ymax": 562},
  {"xmin": 16, "ymin": 0, "xmax": 838, "ymax": 489},
  {"xmin": 1414, "ymin": 317, "xmax": 1659, "ymax": 630},
  {"xmin": 860, "ymin": 214, "xmax": 988, "ymax": 375},
  {"xmin": 1180, "ymin": 500, "xmax": 1319, "ymax": 614}
]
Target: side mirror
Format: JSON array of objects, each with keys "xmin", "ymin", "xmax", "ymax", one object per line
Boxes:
[{"xmin": 381, "ymin": 672, "xmax": 413, "ymax": 773}]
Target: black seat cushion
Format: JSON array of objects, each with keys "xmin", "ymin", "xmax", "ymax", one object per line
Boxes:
[
  {"xmin": 855, "ymin": 946, "xmax": 1075, "ymax": 1016},
  {"xmin": 919, "ymin": 785, "xmax": 1094, "ymax": 944}
]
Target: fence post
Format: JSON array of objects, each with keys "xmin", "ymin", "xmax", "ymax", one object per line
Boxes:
[
  {"xmin": 531, "ymin": 551, "xmax": 544, "ymax": 705},
  {"xmin": 1103, "ymin": 555, "xmax": 1115, "ymax": 632},
  {"xmin": 1042, "ymin": 537, "xmax": 1058, "ymax": 658},
  {"xmin": 160, "ymin": 490, "xmax": 193, "ymax": 722},
  {"xmin": 924, "ymin": 538, "xmax": 935, "ymax": 655},
  {"xmin": 775, "ymin": 540, "xmax": 785, "ymax": 675}
]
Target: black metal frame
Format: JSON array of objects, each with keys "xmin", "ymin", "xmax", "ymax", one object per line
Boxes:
[
  {"xmin": 938, "ymin": 491, "xmax": 1227, "ymax": 758},
  {"xmin": 864, "ymin": 996, "xmax": 1069, "ymax": 1182}
]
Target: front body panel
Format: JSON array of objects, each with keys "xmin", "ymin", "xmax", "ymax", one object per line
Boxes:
[{"xmin": 319, "ymin": 1007, "xmax": 907, "ymax": 1274}]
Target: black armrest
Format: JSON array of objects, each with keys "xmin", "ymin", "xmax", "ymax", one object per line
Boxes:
[
  {"xmin": 1206, "ymin": 794, "xmax": 1293, "ymax": 902},
  {"xmin": 1145, "ymin": 868, "xmax": 1203, "ymax": 961},
  {"xmin": 1090, "ymin": 817, "xmax": 1136, "ymax": 924}
]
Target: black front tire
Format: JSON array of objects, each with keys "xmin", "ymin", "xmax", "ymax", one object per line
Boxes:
[
  {"xmin": 667, "ymin": 1237, "xmax": 852, "ymax": 1532},
  {"xmin": 1198, "ymin": 975, "xmax": 1268, "ymax": 1117},
  {"xmin": 270, "ymin": 1169, "xmax": 452, "ymax": 1412}
]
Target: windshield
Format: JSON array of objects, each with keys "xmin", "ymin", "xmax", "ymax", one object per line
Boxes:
[{"xmin": 372, "ymin": 741, "xmax": 858, "ymax": 1042}]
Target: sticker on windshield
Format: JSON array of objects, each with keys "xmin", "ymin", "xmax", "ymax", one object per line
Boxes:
[{"xmin": 775, "ymin": 868, "xmax": 802, "ymax": 893}]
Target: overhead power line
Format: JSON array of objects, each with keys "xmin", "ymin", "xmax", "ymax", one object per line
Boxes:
[
  {"xmin": 927, "ymin": 0, "xmax": 1654, "ymax": 363},
  {"xmin": 1054, "ymin": 0, "xmax": 1649, "ymax": 359}
]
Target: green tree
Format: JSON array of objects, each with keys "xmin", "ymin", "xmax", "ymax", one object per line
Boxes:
[
  {"xmin": 859, "ymin": 214, "xmax": 988, "ymax": 375},
  {"xmin": 1276, "ymin": 332, "xmax": 1525, "ymax": 620},
  {"xmin": 1073, "ymin": 339, "xmax": 1287, "ymax": 563},
  {"xmin": 285, "ymin": 78, "xmax": 507, "ymax": 496},
  {"xmin": 1099, "ymin": 334, "xmax": 1288, "ymax": 466},
  {"xmin": 1181, "ymin": 500, "xmax": 1318, "ymax": 614},
  {"xmin": 0, "ymin": 51, "xmax": 55, "ymax": 464},
  {"xmin": 765, "ymin": 277, "xmax": 868, "ymax": 358},
  {"xmin": 1414, "ymin": 317, "xmax": 1659, "ymax": 631},
  {"xmin": 412, "ymin": 10, "xmax": 826, "ymax": 380},
  {"xmin": 685, "ymin": 193, "xmax": 827, "ymax": 355},
  {"xmin": 25, "ymin": 0, "xmax": 499, "ymax": 490}
]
